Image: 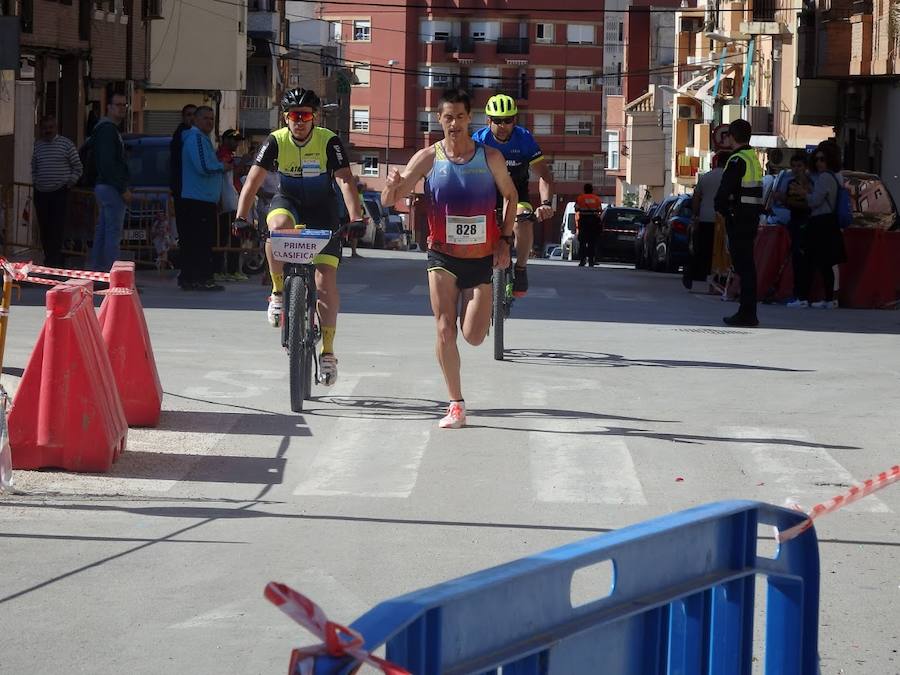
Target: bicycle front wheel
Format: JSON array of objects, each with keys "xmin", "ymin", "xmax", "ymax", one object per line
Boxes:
[
  {"xmin": 287, "ymin": 275, "xmax": 308, "ymax": 413},
  {"xmin": 302, "ymin": 285, "xmax": 316, "ymax": 401},
  {"xmin": 492, "ymin": 267, "xmax": 505, "ymax": 361}
]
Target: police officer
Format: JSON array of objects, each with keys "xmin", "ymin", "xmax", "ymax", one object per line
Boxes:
[{"xmin": 714, "ymin": 119, "xmax": 763, "ymax": 327}]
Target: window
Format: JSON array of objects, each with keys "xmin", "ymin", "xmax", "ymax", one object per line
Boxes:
[
  {"xmin": 532, "ymin": 113, "xmax": 552, "ymax": 135},
  {"xmin": 618, "ymin": 22, "xmax": 624, "ymax": 42},
  {"xmin": 418, "ymin": 111, "xmax": 440, "ymax": 132},
  {"xmin": 604, "ymin": 130, "xmax": 620, "ymax": 170},
  {"xmin": 535, "ymin": 23, "xmax": 554, "ymax": 43},
  {"xmin": 331, "ymin": 21, "xmax": 342, "ymax": 42},
  {"xmin": 362, "ymin": 155, "xmax": 379, "ymax": 177},
  {"xmin": 566, "ymin": 69, "xmax": 594, "ymax": 91},
  {"xmin": 534, "ymin": 68, "xmax": 554, "ymax": 90},
  {"xmin": 565, "ymin": 114, "xmax": 593, "ymax": 136},
  {"xmin": 351, "ymin": 109, "xmax": 370, "ymax": 132},
  {"xmin": 469, "ymin": 66, "xmax": 500, "ymax": 89},
  {"xmin": 567, "ymin": 24, "xmax": 594, "ymax": 44},
  {"xmin": 353, "ymin": 63, "xmax": 370, "ymax": 86},
  {"xmin": 353, "ymin": 19, "xmax": 370, "ymax": 41},
  {"xmin": 420, "ymin": 18, "xmax": 454, "ymax": 42},
  {"xmin": 551, "ymin": 160, "xmax": 581, "ymax": 181},
  {"xmin": 419, "ymin": 67, "xmax": 457, "ymax": 88},
  {"xmin": 469, "ymin": 20, "xmax": 499, "ymax": 42}
]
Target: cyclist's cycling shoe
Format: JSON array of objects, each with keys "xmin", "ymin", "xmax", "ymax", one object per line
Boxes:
[
  {"xmin": 512, "ymin": 266, "xmax": 528, "ymax": 297},
  {"xmin": 267, "ymin": 294, "xmax": 283, "ymax": 328},
  {"xmin": 439, "ymin": 401, "xmax": 466, "ymax": 429},
  {"xmin": 319, "ymin": 353, "xmax": 338, "ymax": 386}
]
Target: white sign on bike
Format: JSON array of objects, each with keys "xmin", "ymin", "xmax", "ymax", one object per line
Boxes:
[
  {"xmin": 445, "ymin": 215, "xmax": 487, "ymax": 245},
  {"xmin": 270, "ymin": 230, "xmax": 332, "ymax": 263}
]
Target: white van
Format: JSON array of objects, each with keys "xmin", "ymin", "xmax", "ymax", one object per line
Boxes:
[{"xmin": 560, "ymin": 202, "xmax": 578, "ymax": 260}]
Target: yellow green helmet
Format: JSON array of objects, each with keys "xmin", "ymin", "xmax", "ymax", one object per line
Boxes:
[{"xmin": 485, "ymin": 93, "xmax": 518, "ymax": 118}]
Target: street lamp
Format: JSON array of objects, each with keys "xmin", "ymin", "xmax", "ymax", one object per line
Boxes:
[{"xmin": 386, "ymin": 59, "xmax": 398, "ymax": 177}]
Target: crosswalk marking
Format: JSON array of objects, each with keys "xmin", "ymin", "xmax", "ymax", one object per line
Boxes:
[
  {"xmin": 524, "ymin": 288, "xmax": 559, "ymax": 299},
  {"xmin": 602, "ymin": 290, "xmax": 655, "ymax": 302},
  {"xmin": 530, "ymin": 435, "xmax": 648, "ymax": 505},
  {"xmin": 293, "ymin": 422, "xmax": 430, "ymax": 498},
  {"xmin": 719, "ymin": 426, "xmax": 891, "ymax": 513},
  {"xmin": 410, "ymin": 284, "xmax": 430, "ymax": 296},
  {"xmin": 337, "ymin": 283, "xmax": 369, "ymax": 295}
]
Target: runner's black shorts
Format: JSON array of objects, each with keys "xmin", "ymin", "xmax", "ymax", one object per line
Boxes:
[
  {"xmin": 427, "ymin": 249, "xmax": 493, "ymax": 289},
  {"xmin": 265, "ymin": 194, "xmax": 342, "ymax": 268}
]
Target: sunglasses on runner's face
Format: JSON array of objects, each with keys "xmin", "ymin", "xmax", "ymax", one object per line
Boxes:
[
  {"xmin": 490, "ymin": 117, "xmax": 515, "ymax": 125},
  {"xmin": 286, "ymin": 111, "xmax": 315, "ymax": 123}
]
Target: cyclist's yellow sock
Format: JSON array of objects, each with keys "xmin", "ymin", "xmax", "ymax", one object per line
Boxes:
[
  {"xmin": 271, "ymin": 272, "xmax": 284, "ymax": 295},
  {"xmin": 322, "ymin": 326, "xmax": 336, "ymax": 354}
]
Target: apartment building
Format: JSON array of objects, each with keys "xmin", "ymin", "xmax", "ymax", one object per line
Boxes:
[
  {"xmin": 320, "ymin": 0, "xmax": 606, "ymax": 244},
  {"xmin": 796, "ymin": 0, "xmax": 900, "ymax": 201},
  {"xmin": 666, "ymin": 0, "xmax": 831, "ymax": 194},
  {"xmin": 1, "ymin": 0, "xmax": 151, "ymax": 185},
  {"xmin": 142, "ymin": 0, "xmax": 248, "ymax": 136}
]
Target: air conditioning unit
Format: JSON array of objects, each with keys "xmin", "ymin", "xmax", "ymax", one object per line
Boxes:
[
  {"xmin": 718, "ymin": 76, "xmax": 735, "ymax": 98},
  {"xmin": 678, "ymin": 104, "xmax": 700, "ymax": 120},
  {"xmin": 142, "ymin": 0, "xmax": 163, "ymax": 20}
]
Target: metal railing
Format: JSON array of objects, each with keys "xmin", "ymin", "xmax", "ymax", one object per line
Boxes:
[
  {"xmin": 240, "ymin": 95, "xmax": 270, "ymax": 110},
  {"xmin": 497, "ymin": 37, "xmax": 529, "ymax": 54},
  {"xmin": 0, "ymin": 183, "xmax": 39, "ymax": 256},
  {"xmin": 444, "ymin": 36, "xmax": 476, "ymax": 53},
  {"xmin": 752, "ymin": 0, "xmax": 777, "ymax": 22}
]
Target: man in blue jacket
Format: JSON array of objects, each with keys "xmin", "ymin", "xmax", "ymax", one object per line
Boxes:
[{"xmin": 180, "ymin": 106, "xmax": 229, "ymax": 291}]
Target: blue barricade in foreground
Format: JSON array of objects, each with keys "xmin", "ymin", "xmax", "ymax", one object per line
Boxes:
[{"xmin": 312, "ymin": 501, "xmax": 820, "ymax": 675}]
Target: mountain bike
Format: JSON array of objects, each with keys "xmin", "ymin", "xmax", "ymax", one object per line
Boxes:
[
  {"xmin": 492, "ymin": 209, "xmax": 536, "ymax": 361},
  {"xmin": 270, "ymin": 226, "xmax": 352, "ymax": 413}
]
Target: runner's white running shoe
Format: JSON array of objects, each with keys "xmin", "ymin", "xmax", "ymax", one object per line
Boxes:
[
  {"xmin": 267, "ymin": 294, "xmax": 283, "ymax": 327},
  {"xmin": 439, "ymin": 401, "xmax": 466, "ymax": 429},
  {"xmin": 319, "ymin": 353, "xmax": 338, "ymax": 386}
]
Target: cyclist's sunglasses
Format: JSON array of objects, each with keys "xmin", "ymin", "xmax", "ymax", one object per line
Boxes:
[
  {"xmin": 286, "ymin": 111, "xmax": 316, "ymax": 123},
  {"xmin": 490, "ymin": 117, "xmax": 515, "ymax": 125}
]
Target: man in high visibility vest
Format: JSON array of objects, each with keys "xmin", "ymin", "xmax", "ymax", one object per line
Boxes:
[{"xmin": 714, "ymin": 119, "xmax": 763, "ymax": 327}]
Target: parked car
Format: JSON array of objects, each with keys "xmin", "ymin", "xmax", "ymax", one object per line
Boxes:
[
  {"xmin": 542, "ymin": 242, "xmax": 559, "ymax": 258},
  {"xmin": 548, "ymin": 246, "xmax": 563, "ymax": 260},
  {"xmin": 653, "ymin": 193, "xmax": 693, "ymax": 272},
  {"xmin": 383, "ymin": 215, "xmax": 411, "ymax": 250},
  {"xmin": 842, "ymin": 171, "xmax": 898, "ymax": 230},
  {"xmin": 597, "ymin": 207, "xmax": 644, "ymax": 261},
  {"xmin": 635, "ymin": 196, "xmax": 678, "ymax": 270}
]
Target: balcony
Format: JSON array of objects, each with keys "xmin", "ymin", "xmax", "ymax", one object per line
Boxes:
[
  {"xmin": 444, "ymin": 37, "xmax": 476, "ymax": 55},
  {"xmin": 497, "ymin": 37, "xmax": 529, "ymax": 55},
  {"xmin": 239, "ymin": 96, "xmax": 278, "ymax": 132},
  {"xmin": 741, "ymin": 0, "xmax": 790, "ymax": 36},
  {"xmin": 248, "ymin": 10, "xmax": 279, "ymax": 37}
]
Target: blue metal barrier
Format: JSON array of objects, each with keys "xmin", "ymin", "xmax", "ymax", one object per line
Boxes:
[{"xmin": 311, "ymin": 501, "xmax": 820, "ymax": 675}]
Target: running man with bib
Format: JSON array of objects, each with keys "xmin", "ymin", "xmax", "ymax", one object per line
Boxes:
[{"xmin": 382, "ymin": 89, "xmax": 518, "ymax": 429}]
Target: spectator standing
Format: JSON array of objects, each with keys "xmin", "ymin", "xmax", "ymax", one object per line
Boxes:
[
  {"xmin": 215, "ymin": 129, "xmax": 246, "ymax": 281},
  {"xmin": 179, "ymin": 106, "xmax": 227, "ymax": 291},
  {"xmin": 575, "ymin": 183, "xmax": 603, "ymax": 266},
  {"xmin": 792, "ymin": 142, "xmax": 847, "ymax": 308},
  {"xmin": 683, "ymin": 150, "xmax": 729, "ymax": 290},
  {"xmin": 779, "ymin": 152, "xmax": 813, "ymax": 306},
  {"xmin": 714, "ymin": 119, "xmax": 763, "ymax": 327},
  {"xmin": 31, "ymin": 114, "xmax": 82, "ymax": 267},
  {"xmin": 170, "ymin": 104, "xmax": 196, "ymax": 243},
  {"xmin": 89, "ymin": 93, "xmax": 130, "ymax": 272}
]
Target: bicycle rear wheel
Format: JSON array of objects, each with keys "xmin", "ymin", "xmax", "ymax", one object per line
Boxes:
[
  {"xmin": 286, "ymin": 275, "xmax": 308, "ymax": 413},
  {"xmin": 492, "ymin": 267, "xmax": 505, "ymax": 361}
]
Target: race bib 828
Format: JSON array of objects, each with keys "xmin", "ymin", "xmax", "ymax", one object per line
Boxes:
[{"xmin": 445, "ymin": 215, "xmax": 487, "ymax": 245}]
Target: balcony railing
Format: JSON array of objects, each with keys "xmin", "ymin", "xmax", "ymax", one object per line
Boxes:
[
  {"xmin": 240, "ymin": 95, "xmax": 270, "ymax": 110},
  {"xmin": 497, "ymin": 37, "xmax": 529, "ymax": 54},
  {"xmin": 444, "ymin": 37, "xmax": 476, "ymax": 54},
  {"xmin": 752, "ymin": 0, "xmax": 777, "ymax": 22}
]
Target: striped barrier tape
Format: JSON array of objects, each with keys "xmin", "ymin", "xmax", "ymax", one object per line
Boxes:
[
  {"xmin": 776, "ymin": 464, "xmax": 900, "ymax": 543},
  {"xmin": 0, "ymin": 260, "xmax": 131, "ymax": 295},
  {"xmin": 264, "ymin": 582, "xmax": 411, "ymax": 675}
]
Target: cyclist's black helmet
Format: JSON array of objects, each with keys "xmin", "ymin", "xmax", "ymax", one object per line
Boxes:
[{"xmin": 280, "ymin": 88, "xmax": 320, "ymax": 111}]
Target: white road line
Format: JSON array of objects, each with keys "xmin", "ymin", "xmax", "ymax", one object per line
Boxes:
[
  {"xmin": 530, "ymin": 435, "xmax": 648, "ymax": 505},
  {"xmin": 524, "ymin": 288, "xmax": 559, "ymax": 299},
  {"xmin": 719, "ymin": 426, "xmax": 890, "ymax": 513},
  {"xmin": 602, "ymin": 290, "xmax": 655, "ymax": 302},
  {"xmin": 293, "ymin": 423, "xmax": 430, "ymax": 498},
  {"xmin": 409, "ymin": 284, "xmax": 430, "ymax": 296}
]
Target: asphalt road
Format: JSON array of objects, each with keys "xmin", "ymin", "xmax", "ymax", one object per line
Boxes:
[{"xmin": 1, "ymin": 249, "xmax": 898, "ymax": 674}]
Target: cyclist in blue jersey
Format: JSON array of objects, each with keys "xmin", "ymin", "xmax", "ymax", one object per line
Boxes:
[
  {"xmin": 233, "ymin": 88, "xmax": 364, "ymax": 386},
  {"xmin": 472, "ymin": 94, "xmax": 555, "ymax": 297}
]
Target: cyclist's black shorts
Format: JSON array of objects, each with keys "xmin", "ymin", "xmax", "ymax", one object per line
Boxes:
[
  {"xmin": 427, "ymin": 249, "xmax": 493, "ymax": 290},
  {"xmin": 266, "ymin": 194, "xmax": 342, "ymax": 268}
]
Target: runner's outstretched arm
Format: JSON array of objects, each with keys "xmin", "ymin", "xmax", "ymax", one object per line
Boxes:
[{"xmin": 381, "ymin": 147, "xmax": 435, "ymax": 208}]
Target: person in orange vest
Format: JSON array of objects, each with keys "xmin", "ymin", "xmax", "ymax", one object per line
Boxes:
[{"xmin": 575, "ymin": 183, "xmax": 603, "ymax": 266}]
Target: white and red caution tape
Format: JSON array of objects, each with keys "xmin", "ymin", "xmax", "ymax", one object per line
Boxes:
[
  {"xmin": 776, "ymin": 464, "xmax": 900, "ymax": 543},
  {"xmin": 0, "ymin": 259, "xmax": 129, "ymax": 295},
  {"xmin": 265, "ymin": 582, "xmax": 411, "ymax": 675}
]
